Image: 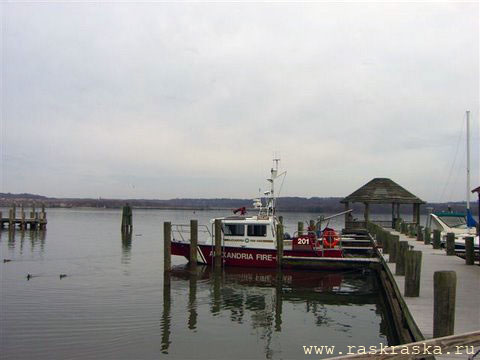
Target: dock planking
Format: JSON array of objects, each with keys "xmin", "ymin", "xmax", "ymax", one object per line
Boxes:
[{"xmin": 380, "ymin": 228, "xmax": 480, "ymax": 360}]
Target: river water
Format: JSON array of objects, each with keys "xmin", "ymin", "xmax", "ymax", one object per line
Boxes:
[{"xmin": 1, "ymin": 208, "xmax": 398, "ymax": 359}]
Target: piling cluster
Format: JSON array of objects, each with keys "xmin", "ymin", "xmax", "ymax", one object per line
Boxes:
[
  {"xmin": 368, "ymin": 219, "xmax": 477, "ymax": 339},
  {"xmin": 0, "ymin": 204, "xmax": 47, "ymax": 230}
]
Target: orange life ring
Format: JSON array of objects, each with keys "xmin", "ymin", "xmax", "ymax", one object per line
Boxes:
[{"xmin": 323, "ymin": 229, "xmax": 340, "ymax": 248}]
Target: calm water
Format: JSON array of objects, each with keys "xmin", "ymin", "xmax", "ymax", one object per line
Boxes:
[{"xmin": 1, "ymin": 208, "xmax": 398, "ymax": 359}]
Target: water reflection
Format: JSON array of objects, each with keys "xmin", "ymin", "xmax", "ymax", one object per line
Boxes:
[
  {"xmin": 161, "ymin": 266, "xmax": 397, "ymax": 357},
  {"xmin": 121, "ymin": 231, "xmax": 132, "ymax": 264},
  {"xmin": 2, "ymin": 228, "xmax": 47, "ymax": 255},
  {"xmin": 161, "ymin": 271, "xmax": 171, "ymax": 354}
]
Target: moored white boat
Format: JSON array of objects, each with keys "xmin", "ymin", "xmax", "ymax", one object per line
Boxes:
[{"xmin": 426, "ymin": 211, "xmax": 479, "ymax": 252}]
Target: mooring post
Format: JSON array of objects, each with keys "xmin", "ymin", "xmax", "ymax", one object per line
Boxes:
[
  {"xmin": 388, "ymin": 234, "xmax": 399, "ymax": 263},
  {"xmin": 20, "ymin": 205, "xmax": 25, "ymax": 230},
  {"xmin": 424, "ymin": 227, "xmax": 431, "ymax": 245},
  {"xmin": 30, "ymin": 204, "xmax": 35, "ymax": 229},
  {"xmin": 409, "ymin": 224, "xmax": 416, "ymax": 238},
  {"xmin": 297, "ymin": 221, "xmax": 304, "ymax": 236},
  {"xmin": 9, "ymin": 207, "xmax": 14, "ymax": 228},
  {"xmin": 405, "ymin": 250, "xmax": 422, "ymax": 297},
  {"xmin": 276, "ymin": 223, "xmax": 283, "ymax": 268},
  {"xmin": 432, "ymin": 229, "xmax": 442, "ymax": 249},
  {"xmin": 377, "ymin": 229, "xmax": 384, "ymax": 249},
  {"xmin": 395, "ymin": 219, "xmax": 402, "ymax": 232},
  {"xmin": 395, "ymin": 241, "xmax": 409, "ymax": 276},
  {"xmin": 163, "ymin": 222, "xmax": 171, "ymax": 272},
  {"xmin": 309, "ymin": 219, "xmax": 315, "ymax": 232},
  {"xmin": 416, "ymin": 225, "xmax": 423, "ymax": 242},
  {"xmin": 278, "ymin": 216, "xmax": 283, "ymax": 225},
  {"xmin": 464, "ymin": 237, "xmax": 474, "ymax": 265},
  {"xmin": 121, "ymin": 203, "xmax": 132, "ymax": 233},
  {"xmin": 214, "ymin": 219, "xmax": 222, "ymax": 268},
  {"xmin": 190, "ymin": 220, "xmax": 198, "ymax": 267},
  {"xmin": 446, "ymin": 232, "xmax": 455, "ymax": 256},
  {"xmin": 379, "ymin": 231, "xmax": 393, "ymax": 254},
  {"xmin": 433, "ymin": 271, "xmax": 456, "ymax": 337},
  {"xmin": 40, "ymin": 203, "xmax": 46, "ymax": 229}
]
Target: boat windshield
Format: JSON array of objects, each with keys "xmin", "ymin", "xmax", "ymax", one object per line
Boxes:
[{"xmin": 437, "ymin": 216, "xmax": 467, "ymax": 228}]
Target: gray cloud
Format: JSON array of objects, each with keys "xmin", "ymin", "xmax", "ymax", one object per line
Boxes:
[{"xmin": 1, "ymin": 2, "xmax": 478, "ymax": 202}]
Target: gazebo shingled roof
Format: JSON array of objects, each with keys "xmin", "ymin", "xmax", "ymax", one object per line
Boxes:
[
  {"xmin": 341, "ymin": 178, "xmax": 425, "ymax": 227},
  {"xmin": 341, "ymin": 178, "xmax": 425, "ymax": 205}
]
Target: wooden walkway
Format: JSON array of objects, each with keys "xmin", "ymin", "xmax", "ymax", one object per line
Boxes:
[{"xmin": 381, "ymin": 229, "xmax": 480, "ymax": 359}]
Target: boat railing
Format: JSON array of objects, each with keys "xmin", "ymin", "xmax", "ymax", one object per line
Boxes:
[
  {"xmin": 292, "ymin": 230, "xmax": 343, "ymax": 251},
  {"xmin": 172, "ymin": 223, "xmax": 212, "ymax": 243}
]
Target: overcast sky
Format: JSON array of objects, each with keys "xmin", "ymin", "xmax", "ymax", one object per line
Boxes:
[{"xmin": 1, "ymin": 1, "xmax": 478, "ymax": 202}]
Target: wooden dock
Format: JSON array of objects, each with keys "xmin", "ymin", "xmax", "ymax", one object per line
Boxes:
[
  {"xmin": 0, "ymin": 205, "xmax": 47, "ymax": 230},
  {"xmin": 379, "ymin": 228, "xmax": 480, "ymax": 359}
]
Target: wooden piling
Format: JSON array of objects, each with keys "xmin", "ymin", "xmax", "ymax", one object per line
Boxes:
[
  {"xmin": 395, "ymin": 241, "xmax": 409, "ymax": 276},
  {"xmin": 446, "ymin": 232, "xmax": 455, "ymax": 256},
  {"xmin": 278, "ymin": 216, "xmax": 283, "ymax": 225},
  {"xmin": 424, "ymin": 227, "xmax": 431, "ymax": 245},
  {"xmin": 30, "ymin": 204, "xmax": 35, "ymax": 221},
  {"xmin": 464, "ymin": 237, "xmax": 474, "ymax": 265},
  {"xmin": 433, "ymin": 271, "xmax": 456, "ymax": 337},
  {"xmin": 20, "ymin": 205, "xmax": 25, "ymax": 229},
  {"xmin": 214, "ymin": 219, "xmax": 222, "ymax": 268},
  {"xmin": 416, "ymin": 225, "xmax": 423, "ymax": 242},
  {"xmin": 395, "ymin": 218, "xmax": 402, "ymax": 232},
  {"xmin": 163, "ymin": 222, "xmax": 171, "ymax": 272},
  {"xmin": 189, "ymin": 220, "xmax": 198, "ymax": 267},
  {"xmin": 388, "ymin": 234, "xmax": 399, "ymax": 263},
  {"xmin": 121, "ymin": 203, "xmax": 133, "ymax": 233},
  {"xmin": 405, "ymin": 250, "xmax": 422, "ymax": 297},
  {"xmin": 276, "ymin": 223, "xmax": 283, "ymax": 268},
  {"xmin": 309, "ymin": 219, "xmax": 315, "ymax": 232},
  {"xmin": 382, "ymin": 231, "xmax": 390, "ymax": 254},
  {"xmin": 9, "ymin": 208, "xmax": 14, "ymax": 228},
  {"xmin": 432, "ymin": 229, "xmax": 442, "ymax": 249},
  {"xmin": 297, "ymin": 221, "xmax": 304, "ymax": 236},
  {"xmin": 408, "ymin": 224, "xmax": 416, "ymax": 238}
]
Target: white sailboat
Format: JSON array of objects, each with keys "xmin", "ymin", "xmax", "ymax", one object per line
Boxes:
[{"xmin": 426, "ymin": 110, "xmax": 479, "ymax": 253}]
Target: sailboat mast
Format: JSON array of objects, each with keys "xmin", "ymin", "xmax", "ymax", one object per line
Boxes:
[{"xmin": 466, "ymin": 110, "xmax": 471, "ymax": 210}]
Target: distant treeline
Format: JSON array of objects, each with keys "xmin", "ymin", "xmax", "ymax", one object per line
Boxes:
[{"xmin": 0, "ymin": 193, "xmax": 477, "ymax": 215}]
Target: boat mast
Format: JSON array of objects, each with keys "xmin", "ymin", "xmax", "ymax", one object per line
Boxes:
[{"xmin": 466, "ymin": 110, "xmax": 471, "ymax": 210}]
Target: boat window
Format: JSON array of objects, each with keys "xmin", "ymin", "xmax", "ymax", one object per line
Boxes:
[
  {"xmin": 430, "ymin": 217, "xmax": 443, "ymax": 231},
  {"xmin": 438, "ymin": 216, "xmax": 467, "ymax": 228},
  {"xmin": 247, "ymin": 224, "xmax": 267, "ymax": 237},
  {"xmin": 223, "ymin": 224, "xmax": 245, "ymax": 236}
]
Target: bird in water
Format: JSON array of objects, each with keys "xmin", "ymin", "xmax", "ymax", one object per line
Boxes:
[
  {"xmin": 59, "ymin": 274, "xmax": 67, "ymax": 279},
  {"xmin": 3, "ymin": 259, "xmax": 11, "ymax": 263}
]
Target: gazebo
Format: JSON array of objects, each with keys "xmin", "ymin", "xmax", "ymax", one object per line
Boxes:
[{"xmin": 341, "ymin": 178, "xmax": 425, "ymax": 229}]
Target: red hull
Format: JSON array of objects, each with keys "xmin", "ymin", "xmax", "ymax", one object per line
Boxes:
[{"xmin": 171, "ymin": 242, "xmax": 343, "ymax": 268}]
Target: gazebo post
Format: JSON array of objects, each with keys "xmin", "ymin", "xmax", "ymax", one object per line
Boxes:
[
  {"xmin": 391, "ymin": 203, "xmax": 395, "ymax": 228},
  {"xmin": 364, "ymin": 202, "xmax": 369, "ymax": 223},
  {"xmin": 412, "ymin": 203, "xmax": 420, "ymax": 225}
]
